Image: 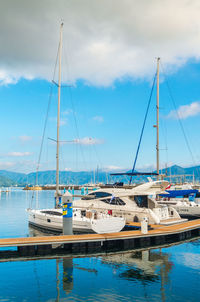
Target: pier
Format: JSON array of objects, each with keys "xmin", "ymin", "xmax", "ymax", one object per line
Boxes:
[
  {"xmin": 0, "ymin": 219, "xmax": 200, "ymax": 261},
  {"xmin": 23, "ymin": 184, "xmax": 136, "ymax": 190}
]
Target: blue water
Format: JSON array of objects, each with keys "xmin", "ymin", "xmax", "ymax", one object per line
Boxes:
[{"xmin": 0, "ymin": 189, "xmax": 200, "ymax": 301}]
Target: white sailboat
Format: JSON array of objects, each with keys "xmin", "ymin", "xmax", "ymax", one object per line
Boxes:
[
  {"xmin": 153, "ymin": 59, "xmax": 200, "ymax": 219},
  {"xmin": 27, "ymin": 23, "xmax": 125, "ymax": 234}
]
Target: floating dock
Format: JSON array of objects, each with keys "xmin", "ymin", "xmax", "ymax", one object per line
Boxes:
[{"xmin": 0, "ymin": 219, "xmax": 200, "ymax": 261}]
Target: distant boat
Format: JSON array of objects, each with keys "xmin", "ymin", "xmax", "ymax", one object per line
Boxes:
[
  {"xmin": 1, "ymin": 187, "xmax": 11, "ymax": 193},
  {"xmin": 158, "ymin": 186, "xmax": 200, "ymax": 218},
  {"xmin": 158, "ymin": 197, "xmax": 200, "ymax": 219},
  {"xmin": 23, "ymin": 185, "xmax": 42, "ymax": 191}
]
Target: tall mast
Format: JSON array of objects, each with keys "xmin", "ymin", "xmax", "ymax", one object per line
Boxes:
[
  {"xmin": 156, "ymin": 57, "xmax": 160, "ymax": 180},
  {"xmin": 56, "ymin": 22, "xmax": 63, "ymax": 205}
]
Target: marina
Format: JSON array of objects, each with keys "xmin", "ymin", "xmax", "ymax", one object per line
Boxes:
[
  {"xmin": 0, "ymin": 182, "xmax": 200, "ymax": 301},
  {"xmin": 1, "ymin": 2, "xmax": 200, "ymax": 301}
]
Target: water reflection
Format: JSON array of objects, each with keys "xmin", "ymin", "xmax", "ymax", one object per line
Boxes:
[
  {"xmin": 56, "ymin": 258, "xmax": 74, "ymax": 300},
  {"xmin": 28, "ymin": 225, "xmax": 59, "ymax": 237},
  {"xmin": 0, "ymin": 188, "xmax": 11, "ymax": 201},
  {"xmin": 62, "ymin": 258, "xmax": 73, "ymax": 294},
  {"xmin": 119, "ymin": 266, "xmax": 159, "ymax": 284},
  {"xmin": 102, "ymin": 250, "xmax": 173, "ymax": 278},
  {"xmin": 28, "ymin": 226, "xmax": 74, "ymax": 298},
  {"xmin": 102, "ymin": 249, "xmax": 174, "ymax": 301}
]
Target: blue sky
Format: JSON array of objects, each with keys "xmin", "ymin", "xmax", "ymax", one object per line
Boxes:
[{"xmin": 0, "ymin": 0, "xmax": 200, "ymax": 173}]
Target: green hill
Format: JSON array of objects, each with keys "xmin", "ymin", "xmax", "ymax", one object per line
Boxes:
[{"xmin": 0, "ymin": 164, "xmax": 199, "ymax": 187}]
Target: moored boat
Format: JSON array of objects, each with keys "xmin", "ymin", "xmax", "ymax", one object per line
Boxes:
[
  {"xmin": 73, "ymin": 180, "xmax": 187, "ymax": 225},
  {"xmin": 27, "ymin": 208, "xmax": 125, "ymax": 234}
]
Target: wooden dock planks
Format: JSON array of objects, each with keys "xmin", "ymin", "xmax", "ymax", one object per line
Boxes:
[{"xmin": 0, "ymin": 219, "xmax": 200, "ymax": 248}]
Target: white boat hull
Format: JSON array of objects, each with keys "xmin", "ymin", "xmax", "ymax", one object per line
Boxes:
[
  {"xmin": 174, "ymin": 205, "xmax": 200, "ymax": 218},
  {"xmin": 91, "ymin": 217, "xmax": 126, "ymax": 233},
  {"xmin": 158, "ymin": 200, "xmax": 200, "ymax": 218},
  {"xmin": 28, "ymin": 209, "xmax": 63, "ymax": 232},
  {"xmin": 27, "ymin": 209, "xmax": 125, "ymax": 234}
]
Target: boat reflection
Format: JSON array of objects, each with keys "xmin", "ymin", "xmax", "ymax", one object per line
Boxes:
[
  {"xmin": 28, "ymin": 225, "xmax": 59, "ymax": 237},
  {"xmin": 29, "ymin": 225, "xmax": 175, "ymax": 301},
  {"xmin": 102, "ymin": 249, "xmax": 174, "ymax": 301}
]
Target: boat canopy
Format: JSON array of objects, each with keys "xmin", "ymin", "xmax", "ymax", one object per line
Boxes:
[
  {"xmin": 110, "ymin": 172, "xmax": 158, "ymax": 176},
  {"xmin": 159, "ymin": 189, "xmax": 198, "ymax": 198}
]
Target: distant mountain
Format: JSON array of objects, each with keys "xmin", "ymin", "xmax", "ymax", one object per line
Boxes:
[
  {"xmin": 159, "ymin": 165, "xmax": 199, "ymax": 182},
  {"xmin": 0, "ymin": 175, "xmax": 16, "ymax": 186},
  {"xmin": 0, "ymin": 170, "xmax": 109, "ymax": 186},
  {"xmin": 163, "ymin": 165, "xmax": 185, "ymax": 176},
  {"xmin": 0, "ymin": 164, "xmax": 199, "ymax": 187},
  {"xmin": 0, "ymin": 170, "xmax": 26, "ymax": 185}
]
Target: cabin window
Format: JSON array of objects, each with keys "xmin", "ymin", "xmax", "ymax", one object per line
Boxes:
[
  {"xmin": 47, "ymin": 219, "xmax": 51, "ymax": 223},
  {"xmin": 101, "ymin": 197, "xmax": 125, "ymax": 205},
  {"xmin": 134, "ymin": 195, "xmax": 148, "ymax": 208},
  {"xmin": 41, "ymin": 210, "xmax": 62, "ymax": 216},
  {"xmin": 82, "ymin": 191, "xmax": 112, "ymax": 200},
  {"xmin": 94, "ymin": 192, "xmax": 112, "ymax": 198},
  {"xmin": 81, "ymin": 210, "xmax": 86, "ymax": 217}
]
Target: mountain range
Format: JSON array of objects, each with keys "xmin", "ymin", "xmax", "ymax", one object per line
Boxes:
[{"xmin": 0, "ymin": 164, "xmax": 199, "ymax": 187}]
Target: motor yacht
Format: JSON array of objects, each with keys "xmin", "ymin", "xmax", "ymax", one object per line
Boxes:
[{"xmin": 73, "ymin": 180, "xmax": 187, "ymax": 225}]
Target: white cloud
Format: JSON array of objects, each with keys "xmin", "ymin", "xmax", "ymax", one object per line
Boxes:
[
  {"xmin": 6, "ymin": 152, "xmax": 32, "ymax": 157},
  {"xmin": 0, "ymin": 162, "xmax": 15, "ymax": 169},
  {"xmin": 0, "ymin": 70, "xmax": 18, "ymax": 85},
  {"xmin": 167, "ymin": 101, "xmax": 200, "ymax": 119},
  {"xmin": 92, "ymin": 116, "xmax": 104, "ymax": 123},
  {"xmin": 137, "ymin": 164, "xmax": 157, "ymax": 172},
  {"xmin": 1, "ymin": 1, "xmax": 200, "ymax": 86},
  {"xmin": 176, "ymin": 253, "xmax": 200, "ymax": 272},
  {"xmin": 60, "ymin": 119, "xmax": 67, "ymax": 126},
  {"xmin": 64, "ymin": 167, "xmax": 72, "ymax": 171},
  {"xmin": 19, "ymin": 135, "xmax": 32, "ymax": 142},
  {"xmin": 104, "ymin": 165, "xmax": 124, "ymax": 171},
  {"xmin": 50, "ymin": 117, "xmax": 67, "ymax": 126},
  {"xmin": 73, "ymin": 137, "xmax": 103, "ymax": 145},
  {"xmin": 62, "ymin": 109, "xmax": 72, "ymax": 116}
]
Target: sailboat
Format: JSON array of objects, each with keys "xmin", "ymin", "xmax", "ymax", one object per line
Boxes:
[
  {"xmin": 27, "ymin": 23, "xmax": 125, "ymax": 234},
  {"xmin": 150, "ymin": 59, "xmax": 200, "ymax": 219}
]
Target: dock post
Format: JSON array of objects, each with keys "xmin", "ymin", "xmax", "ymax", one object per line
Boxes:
[
  {"xmin": 141, "ymin": 217, "xmax": 148, "ymax": 234},
  {"xmin": 62, "ymin": 191, "xmax": 73, "ymax": 235}
]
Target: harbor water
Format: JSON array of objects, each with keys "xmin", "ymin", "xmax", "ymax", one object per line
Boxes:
[{"xmin": 0, "ymin": 188, "xmax": 199, "ymax": 301}]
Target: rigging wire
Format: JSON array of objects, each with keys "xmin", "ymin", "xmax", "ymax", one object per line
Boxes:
[
  {"xmin": 68, "ymin": 87, "xmax": 88, "ymax": 170},
  {"xmin": 92, "ymin": 143, "xmax": 103, "ymax": 177},
  {"xmin": 30, "ymin": 46, "xmax": 60, "ymax": 208},
  {"xmin": 62, "ymin": 40, "xmax": 88, "ymax": 172},
  {"xmin": 129, "ymin": 72, "xmax": 157, "ymax": 184},
  {"xmin": 160, "ymin": 62, "xmax": 200, "ymax": 179}
]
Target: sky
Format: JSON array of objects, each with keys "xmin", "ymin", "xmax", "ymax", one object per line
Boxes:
[{"xmin": 1, "ymin": 0, "xmax": 200, "ymax": 173}]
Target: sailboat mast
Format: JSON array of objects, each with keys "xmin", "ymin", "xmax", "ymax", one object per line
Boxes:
[
  {"xmin": 156, "ymin": 57, "xmax": 160, "ymax": 180},
  {"xmin": 56, "ymin": 22, "xmax": 63, "ymax": 204}
]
